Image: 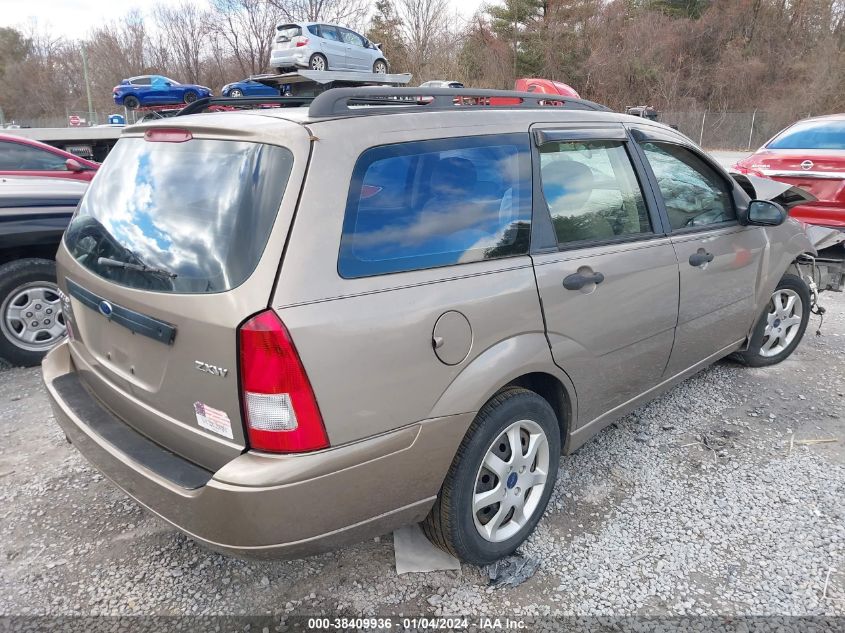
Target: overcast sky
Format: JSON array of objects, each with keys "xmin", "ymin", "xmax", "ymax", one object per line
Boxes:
[{"xmin": 3, "ymin": 0, "xmax": 489, "ymax": 40}]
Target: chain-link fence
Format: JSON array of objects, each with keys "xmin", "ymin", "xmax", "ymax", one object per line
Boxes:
[
  {"xmin": 660, "ymin": 110, "xmax": 813, "ymax": 151},
  {"xmin": 1, "ymin": 110, "xmax": 115, "ymax": 129}
]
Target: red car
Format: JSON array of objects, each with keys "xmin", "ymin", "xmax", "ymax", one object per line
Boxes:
[
  {"xmin": 487, "ymin": 78, "xmax": 581, "ymax": 107},
  {"xmin": 0, "ymin": 134, "xmax": 99, "ymax": 182},
  {"xmin": 734, "ymin": 114, "xmax": 845, "ymax": 228},
  {"xmin": 514, "ymin": 78, "xmax": 580, "ymax": 98}
]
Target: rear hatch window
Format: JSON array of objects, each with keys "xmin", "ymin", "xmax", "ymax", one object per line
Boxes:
[
  {"xmin": 276, "ymin": 24, "xmax": 302, "ymax": 43},
  {"xmin": 64, "ymin": 136, "xmax": 293, "ymax": 294}
]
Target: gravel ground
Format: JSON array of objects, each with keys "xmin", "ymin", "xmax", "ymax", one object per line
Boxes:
[{"xmin": 1, "ymin": 293, "xmax": 844, "ymax": 624}]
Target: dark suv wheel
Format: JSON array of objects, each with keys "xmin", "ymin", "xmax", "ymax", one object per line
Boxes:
[
  {"xmin": 423, "ymin": 388, "xmax": 561, "ymax": 564},
  {"xmin": 0, "ymin": 259, "xmax": 66, "ymax": 367}
]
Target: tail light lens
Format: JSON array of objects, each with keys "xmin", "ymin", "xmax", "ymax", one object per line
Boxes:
[
  {"xmin": 295, "ymin": 37, "xmax": 309, "ymax": 47},
  {"xmin": 238, "ymin": 310, "xmax": 329, "ymax": 453}
]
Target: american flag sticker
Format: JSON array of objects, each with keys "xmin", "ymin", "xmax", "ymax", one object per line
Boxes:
[{"xmin": 193, "ymin": 402, "xmax": 234, "ymax": 440}]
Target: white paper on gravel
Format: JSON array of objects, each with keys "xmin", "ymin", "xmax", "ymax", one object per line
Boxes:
[{"xmin": 393, "ymin": 524, "xmax": 461, "ymax": 574}]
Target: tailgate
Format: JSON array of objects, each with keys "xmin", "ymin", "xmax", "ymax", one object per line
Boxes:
[{"xmin": 56, "ymin": 119, "xmax": 311, "ymax": 471}]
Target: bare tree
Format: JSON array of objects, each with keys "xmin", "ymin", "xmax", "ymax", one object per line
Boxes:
[
  {"xmin": 394, "ymin": 0, "xmax": 450, "ymax": 79},
  {"xmin": 209, "ymin": 0, "xmax": 280, "ymax": 76},
  {"xmin": 268, "ymin": 0, "xmax": 370, "ymax": 30},
  {"xmin": 153, "ymin": 2, "xmax": 211, "ymax": 83}
]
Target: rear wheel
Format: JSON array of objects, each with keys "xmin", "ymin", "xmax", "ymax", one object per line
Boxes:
[
  {"xmin": 373, "ymin": 59, "xmax": 388, "ymax": 74},
  {"xmin": 310, "ymin": 54, "xmax": 328, "ymax": 71},
  {"xmin": 422, "ymin": 388, "xmax": 560, "ymax": 564},
  {"xmin": 183, "ymin": 90, "xmax": 199, "ymax": 104},
  {"xmin": 0, "ymin": 259, "xmax": 65, "ymax": 367},
  {"xmin": 123, "ymin": 95, "xmax": 140, "ymax": 109},
  {"xmin": 735, "ymin": 274, "xmax": 810, "ymax": 367}
]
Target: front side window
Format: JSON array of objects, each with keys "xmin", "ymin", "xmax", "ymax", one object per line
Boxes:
[
  {"xmin": 339, "ymin": 134, "xmax": 532, "ymax": 278},
  {"xmin": 641, "ymin": 142, "xmax": 735, "ymax": 230},
  {"xmin": 340, "ymin": 28, "xmax": 365, "ymax": 46},
  {"xmin": 539, "ymin": 140, "xmax": 651, "ymax": 245},
  {"xmin": 0, "ymin": 142, "xmax": 67, "ymax": 171}
]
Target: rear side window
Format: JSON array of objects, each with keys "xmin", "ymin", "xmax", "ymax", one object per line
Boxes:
[
  {"xmin": 539, "ymin": 140, "xmax": 651, "ymax": 245},
  {"xmin": 64, "ymin": 137, "xmax": 293, "ymax": 294},
  {"xmin": 320, "ymin": 26, "xmax": 342, "ymax": 41},
  {"xmin": 767, "ymin": 120, "xmax": 845, "ymax": 150},
  {"xmin": 339, "ymin": 134, "xmax": 532, "ymax": 278}
]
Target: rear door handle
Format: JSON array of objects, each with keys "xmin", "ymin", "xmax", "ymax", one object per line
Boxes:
[
  {"xmin": 563, "ymin": 271, "xmax": 605, "ymax": 290},
  {"xmin": 689, "ymin": 251, "xmax": 715, "ymax": 267}
]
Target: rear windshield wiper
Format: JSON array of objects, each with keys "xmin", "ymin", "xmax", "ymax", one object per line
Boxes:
[{"xmin": 97, "ymin": 257, "xmax": 178, "ymax": 279}]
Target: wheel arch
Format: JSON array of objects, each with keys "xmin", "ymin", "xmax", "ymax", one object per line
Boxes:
[{"xmin": 427, "ymin": 333, "xmax": 577, "ymax": 449}]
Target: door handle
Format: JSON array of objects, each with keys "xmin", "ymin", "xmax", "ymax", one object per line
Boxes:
[
  {"xmin": 689, "ymin": 251, "xmax": 715, "ymax": 267},
  {"xmin": 563, "ymin": 271, "xmax": 605, "ymax": 290}
]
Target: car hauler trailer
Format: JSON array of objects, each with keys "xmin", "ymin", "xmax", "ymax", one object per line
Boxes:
[{"xmin": 249, "ymin": 69, "xmax": 413, "ymax": 97}]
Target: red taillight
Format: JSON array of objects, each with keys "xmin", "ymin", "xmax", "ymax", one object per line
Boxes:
[
  {"xmin": 144, "ymin": 128, "xmax": 193, "ymax": 143},
  {"xmin": 238, "ymin": 310, "xmax": 329, "ymax": 453},
  {"xmin": 295, "ymin": 37, "xmax": 309, "ymax": 47}
]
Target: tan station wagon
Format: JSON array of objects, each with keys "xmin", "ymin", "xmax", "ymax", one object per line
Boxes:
[{"xmin": 43, "ymin": 88, "xmax": 835, "ymax": 564}]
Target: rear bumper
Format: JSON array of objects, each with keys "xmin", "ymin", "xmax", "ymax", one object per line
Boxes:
[
  {"xmin": 43, "ymin": 342, "xmax": 471, "ymax": 558},
  {"xmin": 270, "ymin": 50, "xmax": 308, "ymax": 68}
]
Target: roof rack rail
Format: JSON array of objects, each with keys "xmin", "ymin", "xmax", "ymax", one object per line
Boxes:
[
  {"xmin": 308, "ymin": 87, "xmax": 610, "ymax": 118},
  {"xmin": 177, "ymin": 96, "xmax": 316, "ymax": 117}
]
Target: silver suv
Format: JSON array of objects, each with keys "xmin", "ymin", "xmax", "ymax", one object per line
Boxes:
[
  {"xmin": 270, "ymin": 22, "xmax": 389, "ymax": 74},
  {"xmin": 44, "ymin": 88, "xmax": 827, "ymax": 564}
]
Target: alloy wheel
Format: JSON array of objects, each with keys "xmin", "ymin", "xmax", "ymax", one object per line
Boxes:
[
  {"xmin": 311, "ymin": 56, "xmax": 326, "ymax": 71},
  {"xmin": 760, "ymin": 288, "xmax": 803, "ymax": 357},
  {"xmin": 472, "ymin": 419, "xmax": 550, "ymax": 543},
  {"xmin": 1, "ymin": 282, "xmax": 66, "ymax": 352}
]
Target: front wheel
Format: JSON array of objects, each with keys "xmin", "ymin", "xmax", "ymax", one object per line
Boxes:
[
  {"xmin": 0, "ymin": 259, "xmax": 66, "ymax": 367},
  {"xmin": 422, "ymin": 388, "xmax": 560, "ymax": 564},
  {"xmin": 373, "ymin": 59, "xmax": 388, "ymax": 74},
  {"xmin": 735, "ymin": 274, "xmax": 811, "ymax": 367}
]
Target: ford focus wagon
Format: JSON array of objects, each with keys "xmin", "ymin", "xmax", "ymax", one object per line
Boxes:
[{"xmin": 44, "ymin": 88, "xmax": 828, "ymax": 563}]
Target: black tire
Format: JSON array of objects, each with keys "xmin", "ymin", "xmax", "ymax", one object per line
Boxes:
[
  {"xmin": 734, "ymin": 273, "xmax": 811, "ymax": 367},
  {"xmin": 123, "ymin": 95, "xmax": 140, "ymax": 109},
  {"xmin": 422, "ymin": 387, "xmax": 561, "ymax": 565},
  {"xmin": 229, "ymin": 88, "xmax": 243, "ymax": 98},
  {"xmin": 0, "ymin": 259, "xmax": 64, "ymax": 367},
  {"xmin": 183, "ymin": 90, "xmax": 198, "ymax": 104},
  {"xmin": 373, "ymin": 59, "xmax": 388, "ymax": 74},
  {"xmin": 309, "ymin": 53, "xmax": 328, "ymax": 71}
]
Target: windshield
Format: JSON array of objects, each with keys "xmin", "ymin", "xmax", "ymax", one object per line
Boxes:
[
  {"xmin": 64, "ymin": 137, "xmax": 293, "ymax": 294},
  {"xmin": 768, "ymin": 120, "xmax": 845, "ymax": 150}
]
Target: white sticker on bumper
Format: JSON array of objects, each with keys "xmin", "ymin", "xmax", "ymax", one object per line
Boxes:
[{"xmin": 193, "ymin": 402, "xmax": 234, "ymax": 440}]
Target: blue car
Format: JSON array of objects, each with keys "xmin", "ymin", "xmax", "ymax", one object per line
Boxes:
[
  {"xmin": 113, "ymin": 75, "xmax": 212, "ymax": 109},
  {"xmin": 221, "ymin": 79, "xmax": 282, "ymax": 98}
]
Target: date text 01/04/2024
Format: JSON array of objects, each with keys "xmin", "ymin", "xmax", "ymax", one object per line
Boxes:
[{"xmin": 305, "ymin": 617, "xmax": 528, "ymax": 630}]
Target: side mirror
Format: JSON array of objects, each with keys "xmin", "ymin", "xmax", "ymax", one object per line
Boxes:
[
  {"xmin": 747, "ymin": 199, "xmax": 787, "ymax": 226},
  {"xmin": 65, "ymin": 158, "xmax": 85, "ymax": 172}
]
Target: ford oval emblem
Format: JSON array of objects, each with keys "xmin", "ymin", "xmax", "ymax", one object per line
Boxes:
[
  {"xmin": 801, "ymin": 159, "xmax": 814, "ymax": 171},
  {"xmin": 98, "ymin": 300, "xmax": 113, "ymax": 317}
]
